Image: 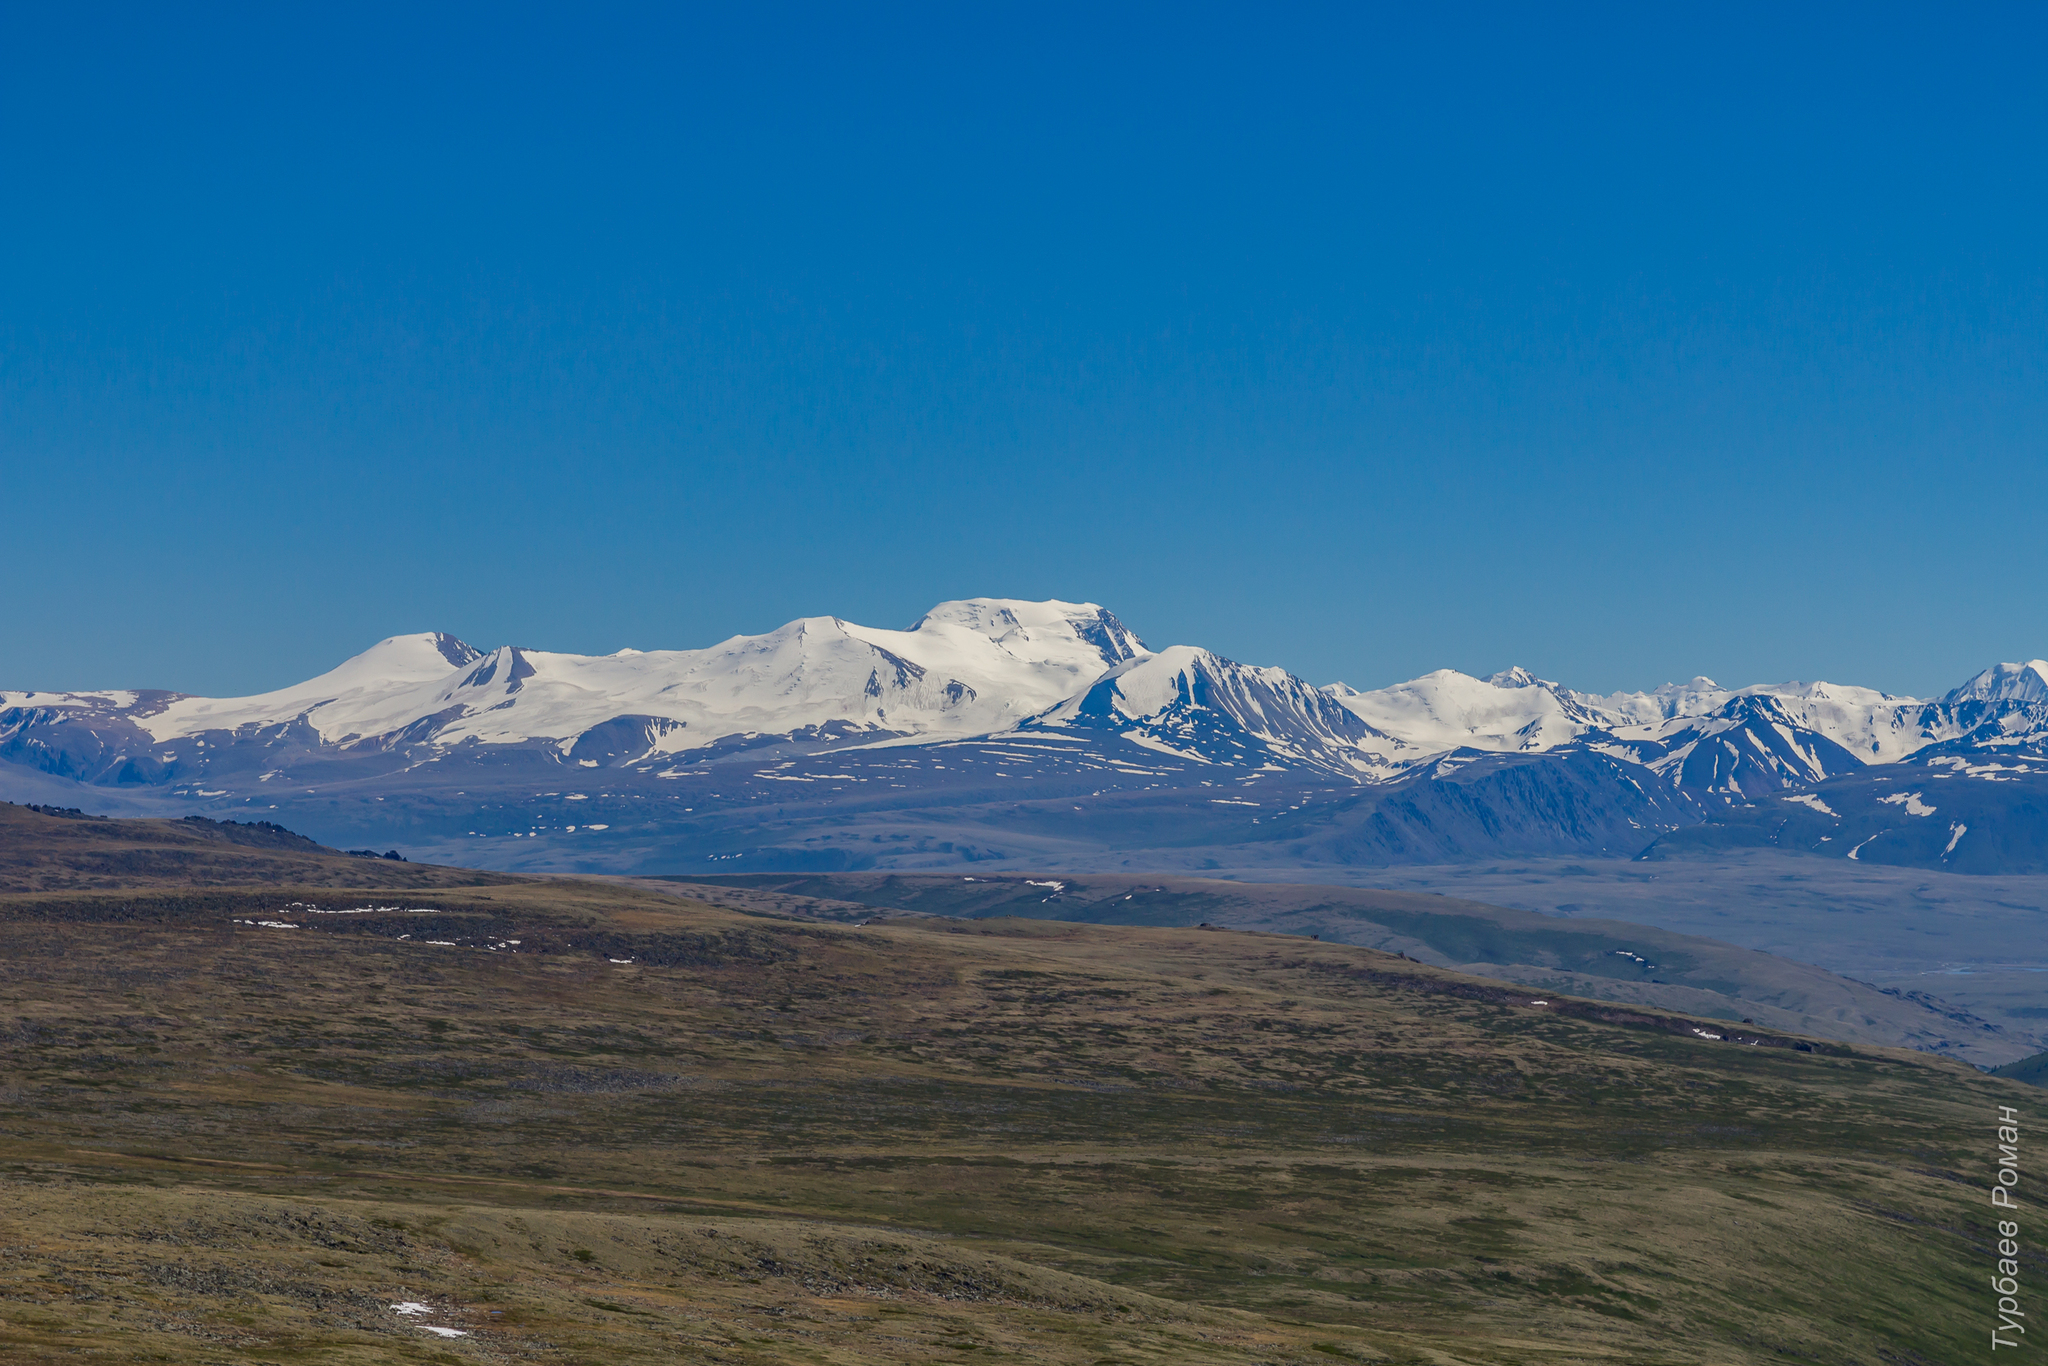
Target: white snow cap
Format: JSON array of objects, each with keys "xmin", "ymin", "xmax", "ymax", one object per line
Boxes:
[
  {"xmin": 907, "ymin": 598, "xmax": 1146, "ymax": 667},
  {"xmin": 1945, "ymin": 660, "xmax": 2048, "ymax": 706},
  {"xmin": 3, "ymin": 602, "xmax": 2038, "ymax": 779},
  {"xmin": 1057, "ymin": 645, "xmax": 1230, "ymax": 721},
  {"xmin": 3, "ymin": 600, "xmax": 1150, "ymax": 755},
  {"xmin": 1323, "ymin": 668, "xmax": 1607, "ymax": 754},
  {"xmin": 1316, "ymin": 667, "xmax": 1956, "ymax": 765}
]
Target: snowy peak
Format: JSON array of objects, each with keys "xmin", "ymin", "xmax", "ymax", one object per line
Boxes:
[
  {"xmin": 1590, "ymin": 677, "xmax": 1730, "ymax": 725},
  {"xmin": 1036, "ymin": 647, "xmax": 1403, "ymax": 775},
  {"xmin": 1319, "ymin": 663, "xmax": 1957, "ymax": 778},
  {"xmin": 104, "ymin": 632, "xmax": 487, "ymax": 742},
  {"xmin": 73, "ymin": 601, "xmax": 1152, "ymax": 758},
  {"xmin": 1047, "ymin": 646, "xmax": 1223, "ymax": 723},
  {"xmin": 1591, "ymin": 694, "xmax": 1871, "ymax": 799},
  {"xmin": 425, "ymin": 613, "xmax": 999, "ymax": 753},
  {"xmin": 253, "ymin": 633, "xmax": 467, "ymax": 696},
  {"xmin": 1324, "ymin": 668, "xmax": 1605, "ymax": 755},
  {"xmin": 1945, "ymin": 660, "xmax": 2048, "ymax": 706},
  {"xmin": 908, "ymin": 598, "xmax": 1147, "ymax": 671}
]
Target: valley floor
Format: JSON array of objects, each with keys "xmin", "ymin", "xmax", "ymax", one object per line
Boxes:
[{"xmin": 1244, "ymin": 852, "xmax": 2048, "ymax": 1043}]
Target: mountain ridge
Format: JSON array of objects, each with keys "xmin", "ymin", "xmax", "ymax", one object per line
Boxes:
[
  {"xmin": 8, "ymin": 597, "xmax": 2048, "ymax": 879},
  {"xmin": 9, "ymin": 597, "xmax": 2037, "ymax": 775}
]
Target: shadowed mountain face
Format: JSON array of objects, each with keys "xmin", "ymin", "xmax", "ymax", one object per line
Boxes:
[
  {"xmin": 1640, "ymin": 762, "xmax": 2048, "ymax": 873},
  {"xmin": 7, "ymin": 599, "xmax": 2048, "ymax": 876},
  {"xmin": 1029, "ymin": 645, "xmax": 1405, "ymax": 778},
  {"xmin": 0, "ymin": 732, "xmax": 1708, "ymax": 885}
]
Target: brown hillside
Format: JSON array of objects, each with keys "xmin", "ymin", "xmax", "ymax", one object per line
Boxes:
[{"xmin": 0, "ymin": 802, "xmax": 517, "ymax": 892}]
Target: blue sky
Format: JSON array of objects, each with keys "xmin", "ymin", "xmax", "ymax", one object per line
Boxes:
[{"xmin": 5, "ymin": 3, "xmax": 2044, "ymax": 698}]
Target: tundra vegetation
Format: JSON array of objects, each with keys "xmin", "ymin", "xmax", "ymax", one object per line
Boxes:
[{"xmin": 0, "ymin": 805, "xmax": 2031, "ymax": 1363}]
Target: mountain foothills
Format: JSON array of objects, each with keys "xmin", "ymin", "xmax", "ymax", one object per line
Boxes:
[{"xmin": 6, "ymin": 598, "xmax": 2048, "ymax": 876}]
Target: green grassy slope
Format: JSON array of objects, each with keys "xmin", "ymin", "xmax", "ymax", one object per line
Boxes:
[{"xmin": 0, "ymin": 889, "xmax": 2031, "ymax": 1360}]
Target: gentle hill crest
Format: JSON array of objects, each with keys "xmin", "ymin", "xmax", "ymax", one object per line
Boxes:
[{"xmin": 0, "ymin": 801, "xmax": 517, "ymax": 893}]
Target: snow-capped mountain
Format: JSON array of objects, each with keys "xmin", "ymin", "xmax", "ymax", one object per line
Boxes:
[
  {"xmin": 5, "ymin": 600, "xmax": 2043, "ymax": 793},
  {"xmin": 1588, "ymin": 696, "xmax": 1872, "ymax": 798},
  {"xmin": 0, "ymin": 600, "xmax": 1148, "ymax": 774},
  {"xmin": 1324, "ymin": 668, "xmax": 1612, "ymax": 753},
  {"xmin": 1030, "ymin": 646, "xmax": 1408, "ymax": 777},
  {"xmin": 1322, "ymin": 666, "xmax": 2012, "ymax": 772},
  {"xmin": 1945, "ymin": 660, "xmax": 2048, "ymax": 705},
  {"xmin": 7, "ymin": 595, "xmax": 2048, "ymax": 876}
]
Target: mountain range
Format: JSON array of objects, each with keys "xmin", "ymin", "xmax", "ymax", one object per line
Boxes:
[{"xmin": 6, "ymin": 597, "xmax": 2048, "ymax": 876}]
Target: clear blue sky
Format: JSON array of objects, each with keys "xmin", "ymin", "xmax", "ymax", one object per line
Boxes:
[{"xmin": 5, "ymin": 3, "xmax": 2043, "ymax": 699}]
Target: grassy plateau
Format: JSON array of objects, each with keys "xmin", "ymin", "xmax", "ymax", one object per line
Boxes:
[{"xmin": 0, "ymin": 805, "xmax": 2035, "ymax": 1364}]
